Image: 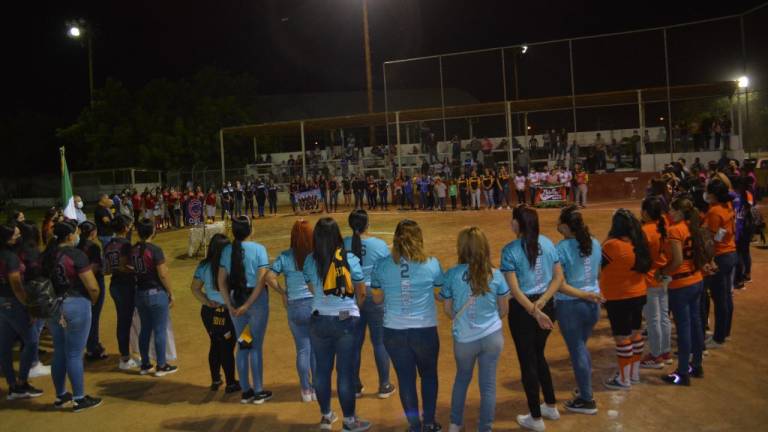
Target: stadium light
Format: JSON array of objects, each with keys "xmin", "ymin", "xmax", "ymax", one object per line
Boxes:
[
  {"xmin": 65, "ymin": 19, "xmax": 94, "ymax": 108},
  {"xmin": 737, "ymin": 76, "xmax": 749, "ymax": 88},
  {"xmin": 68, "ymin": 26, "xmax": 81, "ymax": 38},
  {"xmin": 521, "ymin": 45, "xmax": 528, "ymax": 54}
]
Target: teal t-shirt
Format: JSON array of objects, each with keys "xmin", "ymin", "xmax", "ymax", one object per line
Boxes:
[
  {"xmin": 343, "ymin": 236, "xmax": 390, "ymax": 291},
  {"xmin": 500, "ymin": 235, "xmax": 558, "ymax": 295},
  {"xmin": 556, "ymin": 238, "xmax": 601, "ymax": 301},
  {"xmin": 371, "ymin": 256, "xmax": 444, "ymax": 329},
  {"xmin": 271, "ymin": 249, "xmax": 313, "ymax": 301},
  {"xmin": 303, "ymin": 252, "xmax": 365, "ymax": 317},
  {"xmin": 219, "ymin": 241, "xmax": 269, "ymax": 288},
  {"xmin": 193, "ymin": 262, "xmax": 224, "ymax": 304}
]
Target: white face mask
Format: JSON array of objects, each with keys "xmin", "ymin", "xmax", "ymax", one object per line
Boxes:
[{"xmin": 76, "ymin": 201, "xmax": 84, "ymax": 209}]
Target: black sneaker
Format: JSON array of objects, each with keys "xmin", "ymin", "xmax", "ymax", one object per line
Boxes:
[
  {"xmin": 139, "ymin": 364, "xmax": 154, "ymax": 375},
  {"xmin": 210, "ymin": 381, "xmax": 223, "ymax": 391},
  {"xmin": 85, "ymin": 351, "xmax": 109, "ymax": 361},
  {"xmin": 661, "ymin": 372, "xmax": 690, "ymax": 386},
  {"xmin": 6, "ymin": 383, "xmax": 42, "ymax": 400},
  {"xmin": 20, "ymin": 383, "xmax": 43, "ymax": 398},
  {"xmin": 54, "ymin": 392, "xmax": 73, "ymax": 409},
  {"xmin": 253, "ymin": 390, "xmax": 272, "ymax": 404},
  {"xmin": 73, "ymin": 395, "xmax": 103, "ymax": 412},
  {"xmin": 690, "ymin": 365, "xmax": 704, "ymax": 378},
  {"xmin": 564, "ymin": 397, "xmax": 598, "ymax": 415},
  {"xmin": 225, "ymin": 383, "xmax": 241, "ymax": 394},
  {"xmin": 423, "ymin": 423, "xmax": 442, "ymax": 432},
  {"xmin": 154, "ymin": 364, "xmax": 178, "ymax": 377},
  {"xmin": 377, "ymin": 383, "xmax": 396, "ymax": 399},
  {"xmin": 240, "ymin": 389, "xmax": 255, "ymax": 404}
]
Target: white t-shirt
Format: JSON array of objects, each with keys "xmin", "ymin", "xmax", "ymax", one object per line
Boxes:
[
  {"xmin": 528, "ymin": 172, "xmax": 539, "ymax": 186},
  {"xmin": 514, "ymin": 175, "xmax": 527, "ymax": 191},
  {"xmin": 559, "ymin": 170, "xmax": 573, "ymax": 186}
]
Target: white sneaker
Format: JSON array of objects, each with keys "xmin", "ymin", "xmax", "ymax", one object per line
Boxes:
[
  {"xmin": 448, "ymin": 424, "xmax": 462, "ymax": 432},
  {"xmin": 517, "ymin": 414, "xmax": 545, "ymax": 431},
  {"xmin": 28, "ymin": 362, "xmax": 51, "ymax": 378},
  {"xmin": 119, "ymin": 358, "xmax": 140, "ymax": 370},
  {"xmin": 301, "ymin": 390, "xmax": 313, "ymax": 403},
  {"xmin": 540, "ymin": 403, "xmax": 560, "ymax": 420}
]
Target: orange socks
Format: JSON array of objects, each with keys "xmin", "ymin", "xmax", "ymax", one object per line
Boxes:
[
  {"xmin": 616, "ymin": 339, "xmax": 633, "ymax": 386},
  {"xmin": 631, "ymin": 335, "xmax": 644, "ymax": 382}
]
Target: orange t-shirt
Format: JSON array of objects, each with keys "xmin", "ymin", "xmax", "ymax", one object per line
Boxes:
[
  {"xmin": 703, "ymin": 203, "xmax": 736, "ymax": 256},
  {"xmin": 665, "ymin": 221, "xmax": 704, "ymax": 289},
  {"xmin": 599, "ymin": 238, "xmax": 648, "ymax": 301},
  {"xmin": 642, "ymin": 222, "xmax": 668, "ymax": 287}
]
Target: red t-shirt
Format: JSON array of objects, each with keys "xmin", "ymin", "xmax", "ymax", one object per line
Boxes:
[
  {"xmin": 205, "ymin": 193, "xmax": 217, "ymax": 206},
  {"xmin": 131, "ymin": 194, "xmax": 142, "ymax": 210}
]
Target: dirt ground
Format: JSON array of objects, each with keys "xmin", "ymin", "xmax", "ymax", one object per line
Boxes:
[{"xmin": 2, "ymin": 199, "xmax": 767, "ymax": 431}]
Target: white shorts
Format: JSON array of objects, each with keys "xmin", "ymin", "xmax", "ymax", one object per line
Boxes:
[{"xmin": 206, "ymin": 205, "xmax": 216, "ymax": 217}]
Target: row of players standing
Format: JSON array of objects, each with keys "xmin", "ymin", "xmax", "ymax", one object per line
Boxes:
[{"xmin": 218, "ymin": 179, "xmax": 279, "ymax": 220}]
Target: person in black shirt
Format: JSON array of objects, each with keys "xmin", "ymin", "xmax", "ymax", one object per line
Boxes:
[
  {"xmin": 289, "ymin": 180, "xmax": 299, "ymax": 214},
  {"xmin": 94, "ymin": 194, "xmax": 114, "ymax": 248},
  {"xmin": 352, "ymin": 176, "xmax": 363, "ymax": 210},
  {"xmin": 378, "ymin": 177, "xmax": 389, "ymax": 211},
  {"xmin": 328, "ymin": 176, "xmax": 340, "ymax": 213},
  {"xmin": 367, "ymin": 176, "xmax": 378, "ymax": 210},
  {"xmin": 130, "ymin": 219, "xmax": 177, "ymax": 377},
  {"xmin": 1, "ymin": 222, "xmax": 45, "ymax": 400},
  {"xmin": 267, "ymin": 179, "xmax": 278, "ymax": 215},
  {"xmin": 255, "ymin": 178, "xmax": 267, "ymax": 218},
  {"xmin": 220, "ymin": 182, "xmax": 232, "ymax": 220},
  {"xmin": 245, "ymin": 181, "xmax": 255, "ymax": 219},
  {"xmin": 78, "ymin": 221, "xmax": 108, "ymax": 361},
  {"xmin": 342, "ymin": 177, "xmax": 352, "ymax": 208},
  {"xmin": 41, "ymin": 220, "xmax": 102, "ymax": 411},
  {"xmin": 104, "ymin": 215, "xmax": 138, "ymax": 370}
]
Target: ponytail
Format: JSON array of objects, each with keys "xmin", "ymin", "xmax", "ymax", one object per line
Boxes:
[
  {"xmin": 642, "ymin": 195, "xmax": 668, "ymax": 246},
  {"xmin": 134, "ymin": 218, "xmax": 155, "ymax": 263},
  {"xmin": 513, "ymin": 206, "xmax": 540, "ymax": 269},
  {"xmin": 559, "ymin": 205, "xmax": 593, "ymax": 257},
  {"xmin": 348, "ymin": 210, "xmax": 368, "ymax": 261},
  {"xmin": 78, "ymin": 221, "xmax": 96, "ymax": 250},
  {"xmin": 41, "ymin": 220, "xmax": 77, "ymax": 278},
  {"xmin": 230, "ymin": 216, "xmax": 251, "ymax": 292},
  {"xmin": 671, "ymin": 198, "xmax": 708, "ymax": 270},
  {"xmin": 609, "ymin": 209, "xmax": 651, "ymax": 273}
]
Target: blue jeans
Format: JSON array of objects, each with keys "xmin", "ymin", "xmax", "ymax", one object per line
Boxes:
[
  {"xmin": 109, "ymin": 278, "xmax": 136, "ymax": 358},
  {"xmin": 48, "ymin": 296, "xmax": 91, "ymax": 399},
  {"xmin": 450, "ymin": 330, "xmax": 503, "ymax": 432},
  {"xmin": 353, "ymin": 297, "xmax": 391, "ymax": 390},
  {"xmin": 668, "ymin": 282, "xmax": 704, "ymax": 376},
  {"xmin": 31, "ymin": 319, "xmax": 46, "ymax": 365},
  {"xmin": 383, "ymin": 326, "xmax": 440, "ymax": 430},
  {"xmin": 286, "ymin": 297, "xmax": 315, "ymax": 391},
  {"xmin": 0, "ymin": 297, "xmax": 38, "ymax": 387},
  {"xmin": 87, "ymin": 273, "xmax": 106, "ymax": 354},
  {"xmin": 484, "ymin": 190, "xmax": 494, "ymax": 208},
  {"xmin": 711, "ymin": 253, "xmax": 736, "ymax": 343},
  {"xmin": 310, "ymin": 314, "xmax": 358, "ymax": 417},
  {"xmin": 231, "ymin": 289, "xmax": 269, "ymax": 392},
  {"xmin": 556, "ymin": 299, "xmax": 600, "ymax": 401},
  {"xmin": 643, "ymin": 286, "xmax": 671, "ymax": 357},
  {"xmin": 135, "ymin": 289, "xmax": 170, "ymax": 367}
]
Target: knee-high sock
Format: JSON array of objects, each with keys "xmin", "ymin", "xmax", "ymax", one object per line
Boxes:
[
  {"xmin": 631, "ymin": 335, "xmax": 645, "ymax": 382},
  {"xmin": 616, "ymin": 339, "xmax": 634, "ymax": 386}
]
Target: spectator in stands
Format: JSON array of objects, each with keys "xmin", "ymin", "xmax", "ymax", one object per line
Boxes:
[
  {"xmin": 451, "ymin": 135, "xmax": 462, "ymax": 161},
  {"xmin": 567, "ymin": 140, "xmax": 579, "ymax": 171},
  {"xmin": 469, "ymin": 136, "xmax": 482, "ymax": 161},
  {"xmin": 594, "ymin": 133, "xmax": 606, "ymax": 171},
  {"xmin": 547, "ymin": 130, "xmax": 557, "ymax": 160},
  {"xmin": 482, "ymin": 137, "xmax": 494, "ymax": 168},
  {"xmin": 266, "ymin": 154, "xmax": 272, "ymax": 164},
  {"xmin": 517, "ymin": 148, "xmax": 530, "ymax": 175},
  {"xmin": 528, "ymin": 135, "xmax": 539, "ymax": 154},
  {"xmin": 643, "ymin": 130, "xmax": 652, "ymax": 154},
  {"xmin": 421, "ymin": 157, "xmax": 430, "ymax": 176}
]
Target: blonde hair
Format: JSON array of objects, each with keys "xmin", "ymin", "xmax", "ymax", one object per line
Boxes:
[
  {"xmin": 392, "ymin": 219, "xmax": 427, "ymax": 263},
  {"xmin": 457, "ymin": 227, "xmax": 492, "ymax": 296}
]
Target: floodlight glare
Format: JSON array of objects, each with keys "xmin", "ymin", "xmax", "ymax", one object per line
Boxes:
[
  {"xmin": 521, "ymin": 45, "xmax": 528, "ymax": 54},
  {"xmin": 68, "ymin": 26, "xmax": 81, "ymax": 38},
  {"xmin": 737, "ymin": 76, "xmax": 749, "ymax": 88}
]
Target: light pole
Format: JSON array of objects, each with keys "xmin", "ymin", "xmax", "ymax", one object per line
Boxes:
[
  {"xmin": 362, "ymin": 0, "xmax": 375, "ymax": 148},
  {"xmin": 738, "ymin": 76, "xmax": 750, "ymax": 157},
  {"xmin": 67, "ymin": 19, "xmax": 94, "ymax": 108}
]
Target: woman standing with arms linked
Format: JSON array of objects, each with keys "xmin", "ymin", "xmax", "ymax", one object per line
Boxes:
[
  {"xmin": 104, "ymin": 215, "xmax": 139, "ymax": 370},
  {"xmin": 501, "ymin": 206, "xmax": 563, "ymax": 432},
  {"xmin": 217, "ymin": 216, "xmax": 272, "ymax": 404},
  {"xmin": 344, "ymin": 210, "xmax": 395, "ymax": 400},
  {"xmin": 600, "ymin": 209, "xmax": 651, "ymax": 391},
  {"xmin": 371, "ymin": 220, "xmax": 444, "ymax": 432},
  {"xmin": 190, "ymin": 233, "xmax": 240, "ymax": 393},
  {"xmin": 131, "ymin": 219, "xmax": 178, "ymax": 377},
  {"xmin": 302, "ymin": 217, "xmax": 370, "ymax": 431},
  {"xmin": 441, "ymin": 227, "xmax": 510, "ymax": 432},
  {"xmin": 554, "ymin": 206, "xmax": 604, "ymax": 415},
  {"xmin": 42, "ymin": 220, "xmax": 102, "ymax": 411},
  {"xmin": 264, "ymin": 220, "xmax": 317, "ymax": 402}
]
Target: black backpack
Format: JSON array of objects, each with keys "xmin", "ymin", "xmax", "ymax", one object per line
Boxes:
[{"xmin": 24, "ymin": 276, "xmax": 64, "ymax": 319}]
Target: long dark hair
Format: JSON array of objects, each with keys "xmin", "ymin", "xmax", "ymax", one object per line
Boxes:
[
  {"xmin": 608, "ymin": 209, "xmax": 651, "ymax": 273},
  {"xmin": 348, "ymin": 209, "xmax": 369, "ymax": 261},
  {"xmin": 641, "ymin": 196, "xmax": 668, "ymax": 242},
  {"xmin": 41, "ymin": 220, "xmax": 77, "ymax": 278},
  {"xmin": 671, "ymin": 197, "xmax": 708, "ymax": 270},
  {"xmin": 205, "ymin": 233, "xmax": 231, "ymax": 293},
  {"xmin": 230, "ymin": 216, "xmax": 252, "ymax": 290},
  {"xmin": 559, "ymin": 205, "xmax": 593, "ymax": 257},
  {"xmin": 313, "ymin": 217, "xmax": 345, "ymax": 283},
  {"xmin": 134, "ymin": 218, "xmax": 155, "ymax": 265},
  {"xmin": 77, "ymin": 221, "xmax": 96, "ymax": 249},
  {"xmin": 111, "ymin": 214, "xmax": 133, "ymax": 235},
  {"xmin": 707, "ymin": 179, "xmax": 732, "ymax": 203},
  {"xmin": 513, "ymin": 206, "xmax": 540, "ymax": 269}
]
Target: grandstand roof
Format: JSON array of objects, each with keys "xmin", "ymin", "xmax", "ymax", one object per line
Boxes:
[{"xmin": 222, "ymin": 81, "xmax": 737, "ymax": 137}]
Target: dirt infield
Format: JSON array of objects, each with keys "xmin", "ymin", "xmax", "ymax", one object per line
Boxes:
[{"xmin": 3, "ymin": 200, "xmax": 767, "ymax": 431}]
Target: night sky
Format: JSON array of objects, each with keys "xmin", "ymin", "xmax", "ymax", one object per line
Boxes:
[{"xmin": 4, "ymin": 0, "xmax": 765, "ymax": 125}]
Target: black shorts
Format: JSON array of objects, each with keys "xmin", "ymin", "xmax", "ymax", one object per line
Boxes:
[{"xmin": 604, "ymin": 295, "xmax": 646, "ymax": 336}]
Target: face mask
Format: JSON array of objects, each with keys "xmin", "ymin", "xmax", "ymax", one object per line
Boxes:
[{"xmin": 76, "ymin": 201, "xmax": 84, "ymax": 209}]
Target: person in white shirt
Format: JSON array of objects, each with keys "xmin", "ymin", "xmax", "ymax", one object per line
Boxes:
[
  {"xmin": 74, "ymin": 195, "xmax": 87, "ymax": 224},
  {"xmin": 514, "ymin": 171, "xmax": 527, "ymax": 205},
  {"xmin": 559, "ymin": 168, "xmax": 573, "ymax": 201},
  {"xmin": 527, "ymin": 171, "xmax": 539, "ymax": 205}
]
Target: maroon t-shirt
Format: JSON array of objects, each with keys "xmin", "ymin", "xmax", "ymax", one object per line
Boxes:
[
  {"xmin": 130, "ymin": 242, "xmax": 166, "ymax": 291},
  {"xmin": 51, "ymin": 246, "xmax": 92, "ymax": 298},
  {"xmin": 0, "ymin": 248, "xmax": 22, "ymax": 297}
]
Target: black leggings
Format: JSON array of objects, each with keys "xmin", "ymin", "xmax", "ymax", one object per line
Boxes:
[
  {"xmin": 200, "ymin": 305, "xmax": 237, "ymax": 385},
  {"xmin": 508, "ymin": 297, "xmax": 556, "ymax": 419}
]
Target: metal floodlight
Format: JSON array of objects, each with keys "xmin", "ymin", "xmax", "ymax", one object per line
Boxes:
[
  {"xmin": 521, "ymin": 45, "xmax": 528, "ymax": 54},
  {"xmin": 68, "ymin": 26, "xmax": 81, "ymax": 38},
  {"xmin": 737, "ymin": 76, "xmax": 749, "ymax": 88}
]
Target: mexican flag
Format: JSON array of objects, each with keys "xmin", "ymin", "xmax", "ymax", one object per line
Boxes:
[{"xmin": 60, "ymin": 147, "xmax": 77, "ymax": 220}]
